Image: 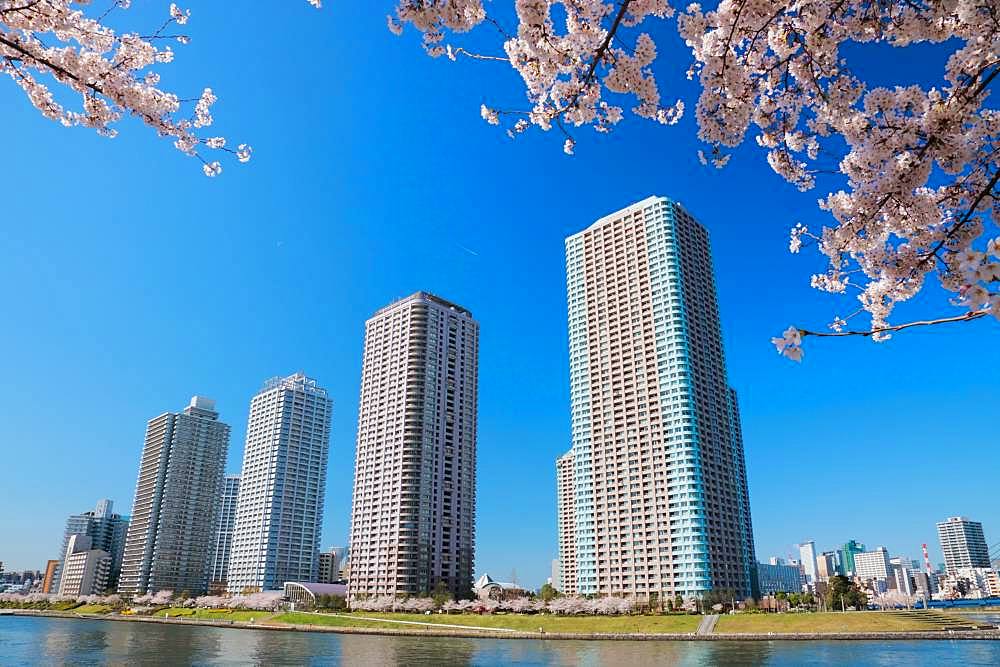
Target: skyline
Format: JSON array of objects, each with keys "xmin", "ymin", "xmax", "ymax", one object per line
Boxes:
[
  {"xmin": 1, "ymin": 3, "xmax": 997, "ymax": 587},
  {"xmin": 4, "ymin": 199, "xmax": 996, "ymax": 583}
]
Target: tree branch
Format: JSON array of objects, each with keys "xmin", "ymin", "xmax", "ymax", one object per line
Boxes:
[{"xmin": 801, "ymin": 309, "xmax": 990, "ymax": 338}]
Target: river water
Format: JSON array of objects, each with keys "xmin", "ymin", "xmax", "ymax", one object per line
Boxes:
[{"xmin": 1, "ymin": 616, "xmax": 998, "ymax": 666}]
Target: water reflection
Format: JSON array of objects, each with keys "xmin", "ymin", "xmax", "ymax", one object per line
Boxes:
[{"xmin": 4, "ymin": 616, "xmax": 1000, "ymax": 667}]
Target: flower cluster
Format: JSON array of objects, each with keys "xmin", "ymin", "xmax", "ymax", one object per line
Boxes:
[
  {"xmin": 350, "ymin": 594, "xmax": 635, "ymax": 615},
  {"xmin": 0, "ymin": 0, "xmax": 257, "ymax": 175},
  {"xmin": 390, "ymin": 1, "xmax": 682, "ymax": 148},
  {"xmin": 387, "ymin": 0, "xmax": 998, "ymax": 352},
  {"xmin": 676, "ymin": 0, "xmax": 1000, "ymax": 350}
]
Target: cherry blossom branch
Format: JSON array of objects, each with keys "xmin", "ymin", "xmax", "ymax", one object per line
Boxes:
[{"xmin": 800, "ymin": 309, "xmax": 989, "ymax": 338}]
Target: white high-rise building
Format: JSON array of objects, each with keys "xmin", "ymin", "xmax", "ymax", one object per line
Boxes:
[
  {"xmin": 559, "ymin": 196, "xmax": 757, "ymax": 600},
  {"xmin": 209, "ymin": 475, "xmax": 241, "ymax": 592},
  {"xmin": 854, "ymin": 546, "xmax": 892, "ymax": 583},
  {"xmin": 349, "ymin": 292, "xmax": 478, "ymax": 599},
  {"xmin": 937, "ymin": 516, "xmax": 990, "ymax": 574},
  {"xmin": 119, "ymin": 396, "xmax": 230, "ymax": 595},
  {"xmin": 227, "ymin": 374, "xmax": 332, "ymax": 593},
  {"xmin": 798, "ymin": 541, "xmax": 818, "ymax": 585}
]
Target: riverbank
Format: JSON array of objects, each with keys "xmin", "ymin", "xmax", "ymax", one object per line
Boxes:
[{"xmin": 3, "ymin": 609, "xmax": 999, "ymax": 641}]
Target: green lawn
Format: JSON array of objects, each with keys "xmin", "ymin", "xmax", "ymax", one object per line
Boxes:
[
  {"xmin": 0, "ymin": 601, "xmax": 81, "ymax": 611},
  {"xmin": 275, "ymin": 611, "xmax": 700, "ymax": 634},
  {"xmin": 273, "ymin": 612, "xmax": 413, "ymax": 630},
  {"xmin": 715, "ymin": 612, "xmax": 943, "ymax": 634},
  {"xmin": 73, "ymin": 604, "xmax": 113, "ymax": 614},
  {"xmin": 153, "ymin": 608, "xmax": 271, "ymax": 622}
]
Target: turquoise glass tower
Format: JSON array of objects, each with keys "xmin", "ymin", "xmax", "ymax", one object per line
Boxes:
[{"xmin": 560, "ymin": 196, "xmax": 757, "ymax": 600}]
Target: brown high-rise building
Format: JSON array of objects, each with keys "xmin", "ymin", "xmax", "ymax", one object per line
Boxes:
[
  {"xmin": 349, "ymin": 292, "xmax": 478, "ymax": 599},
  {"xmin": 41, "ymin": 560, "xmax": 59, "ymax": 594}
]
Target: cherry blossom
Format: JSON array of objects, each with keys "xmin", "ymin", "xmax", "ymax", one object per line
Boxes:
[
  {"xmin": 0, "ymin": 0, "xmax": 265, "ymax": 175},
  {"xmin": 387, "ymin": 0, "xmax": 998, "ymax": 351},
  {"xmin": 5, "ymin": 1, "xmax": 997, "ymax": 349}
]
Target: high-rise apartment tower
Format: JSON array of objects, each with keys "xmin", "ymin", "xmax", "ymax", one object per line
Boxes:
[
  {"xmin": 349, "ymin": 292, "xmax": 478, "ymax": 599},
  {"xmin": 937, "ymin": 516, "xmax": 990, "ymax": 574},
  {"xmin": 227, "ymin": 373, "xmax": 332, "ymax": 593},
  {"xmin": 558, "ymin": 196, "xmax": 757, "ymax": 600},
  {"xmin": 119, "ymin": 397, "xmax": 230, "ymax": 595},
  {"xmin": 208, "ymin": 475, "xmax": 241, "ymax": 592}
]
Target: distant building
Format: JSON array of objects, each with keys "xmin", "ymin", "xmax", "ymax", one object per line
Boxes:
[
  {"xmin": 58, "ymin": 535, "xmax": 111, "ymax": 596},
  {"xmin": 913, "ymin": 571, "xmax": 938, "ymax": 597},
  {"xmin": 555, "ymin": 450, "xmax": 576, "ymax": 595},
  {"xmin": 839, "ymin": 540, "xmax": 865, "ymax": 576},
  {"xmin": 52, "ymin": 499, "xmax": 129, "ymax": 592},
  {"xmin": 41, "ymin": 560, "xmax": 59, "ymax": 594},
  {"xmin": 937, "ymin": 516, "xmax": 990, "ymax": 574},
  {"xmin": 939, "ymin": 567, "xmax": 1000, "ymax": 600},
  {"xmin": 757, "ymin": 562, "xmax": 802, "ymax": 595},
  {"xmin": 550, "ymin": 559, "xmax": 561, "ymax": 593},
  {"xmin": 854, "ymin": 546, "xmax": 891, "ymax": 586},
  {"xmin": 474, "ymin": 573, "xmax": 530, "ymax": 601},
  {"xmin": 889, "ymin": 557, "xmax": 916, "ymax": 595},
  {"xmin": 119, "ymin": 396, "xmax": 231, "ymax": 595},
  {"xmin": 208, "ymin": 475, "xmax": 241, "ymax": 593},
  {"xmin": 318, "ymin": 547, "xmax": 347, "ymax": 584},
  {"xmin": 229, "ymin": 374, "xmax": 332, "ymax": 593},
  {"xmin": 816, "ymin": 552, "xmax": 838, "ymax": 581},
  {"xmin": 798, "ymin": 541, "xmax": 817, "ymax": 585}
]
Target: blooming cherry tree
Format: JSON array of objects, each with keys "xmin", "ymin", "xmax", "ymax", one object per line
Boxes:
[
  {"xmin": 4, "ymin": 1, "xmax": 997, "ymax": 347},
  {"xmin": 0, "ymin": 0, "xmax": 254, "ymax": 176}
]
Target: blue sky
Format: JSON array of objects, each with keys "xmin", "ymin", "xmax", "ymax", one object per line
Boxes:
[{"xmin": 0, "ymin": 4, "xmax": 996, "ymax": 583}]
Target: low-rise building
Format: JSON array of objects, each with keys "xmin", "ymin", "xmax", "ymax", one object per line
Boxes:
[
  {"xmin": 58, "ymin": 535, "xmax": 111, "ymax": 596},
  {"xmin": 474, "ymin": 573, "xmax": 530, "ymax": 600},
  {"xmin": 284, "ymin": 581, "xmax": 348, "ymax": 609},
  {"xmin": 756, "ymin": 561, "xmax": 802, "ymax": 595}
]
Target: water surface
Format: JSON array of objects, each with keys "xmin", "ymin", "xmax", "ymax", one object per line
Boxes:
[{"xmin": 1, "ymin": 615, "xmax": 998, "ymax": 666}]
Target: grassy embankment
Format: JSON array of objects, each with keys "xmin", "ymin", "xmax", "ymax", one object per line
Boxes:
[
  {"xmin": 73, "ymin": 604, "xmax": 114, "ymax": 614},
  {"xmin": 153, "ymin": 607, "xmax": 274, "ymax": 622},
  {"xmin": 272, "ymin": 611, "xmax": 702, "ymax": 634},
  {"xmin": 715, "ymin": 611, "xmax": 964, "ymax": 634}
]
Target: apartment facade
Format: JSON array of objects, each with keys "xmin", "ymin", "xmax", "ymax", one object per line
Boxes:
[
  {"xmin": 349, "ymin": 292, "xmax": 478, "ymax": 599},
  {"xmin": 854, "ymin": 546, "xmax": 892, "ymax": 584},
  {"xmin": 555, "ymin": 449, "xmax": 577, "ymax": 594},
  {"xmin": 937, "ymin": 516, "xmax": 990, "ymax": 574},
  {"xmin": 208, "ymin": 475, "xmax": 241, "ymax": 592},
  {"xmin": 119, "ymin": 396, "xmax": 230, "ymax": 595},
  {"xmin": 227, "ymin": 374, "xmax": 332, "ymax": 593},
  {"xmin": 58, "ymin": 534, "xmax": 112, "ymax": 596},
  {"xmin": 560, "ymin": 196, "xmax": 757, "ymax": 600},
  {"xmin": 52, "ymin": 498, "xmax": 129, "ymax": 593}
]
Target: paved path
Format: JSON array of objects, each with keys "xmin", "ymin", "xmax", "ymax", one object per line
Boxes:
[
  {"xmin": 322, "ymin": 612, "xmax": 520, "ymax": 633},
  {"xmin": 696, "ymin": 614, "xmax": 720, "ymax": 635}
]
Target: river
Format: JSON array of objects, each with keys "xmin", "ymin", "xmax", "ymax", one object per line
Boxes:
[{"xmin": 1, "ymin": 616, "xmax": 998, "ymax": 666}]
